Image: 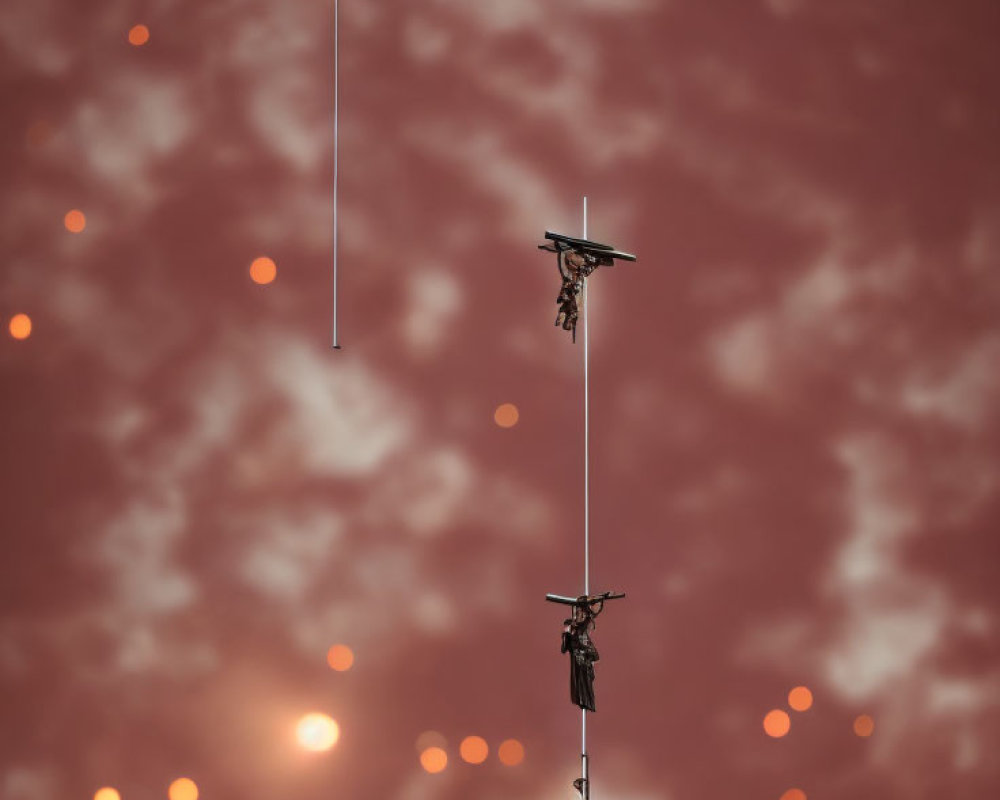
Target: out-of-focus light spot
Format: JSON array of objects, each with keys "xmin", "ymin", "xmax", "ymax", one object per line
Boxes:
[
  {"xmin": 780, "ymin": 789, "xmax": 807, "ymax": 800},
  {"xmin": 415, "ymin": 730, "xmax": 447, "ymax": 754},
  {"xmin": 128, "ymin": 24, "xmax": 150, "ymax": 46},
  {"xmin": 168, "ymin": 777, "xmax": 198, "ymax": 800},
  {"xmin": 494, "ymin": 403, "xmax": 519, "ymax": 428},
  {"xmin": 497, "ymin": 738, "xmax": 525, "ymax": 766},
  {"xmin": 788, "ymin": 686, "xmax": 813, "ymax": 712},
  {"xmin": 853, "ymin": 714, "xmax": 875, "ymax": 737},
  {"xmin": 94, "ymin": 788, "xmax": 120, "ymax": 800},
  {"xmin": 250, "ymin": 256, "xmax": 277, "ymax": 284},
  {"xmin": 64, "ymin": 209, "xmax": 86, "ymax": 233},
  {"xmin": 326, "ymin": 644, "xmax": 354, "ymax": 672},
  {"xmin": 763, "ymin": 709, "xmax": 791, "ymax": 738},
  {"xmin": 296, "ymin": 713, "xmax": 340, "ymax": 752},
  {"xmin": 9, "ymin": 314, "xmax": 32, "ymax": 340},
  {"xmin": 420, "ymin": 746, "xmax": 448, "ymax": 774},
  {"xmin": 459, "ymin": 735, "xmax": 488, "ymax": 764}
]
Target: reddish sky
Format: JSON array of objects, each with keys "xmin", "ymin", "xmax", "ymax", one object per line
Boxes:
[{"xmin": 2, "ymin": 2, "xmax": 999, "ymax": 799}]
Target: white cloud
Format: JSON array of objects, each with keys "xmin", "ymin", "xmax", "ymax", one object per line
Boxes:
[
  {"xmin": 402, "ymin": 269, "xmax": 462, "ymax": 358},
  {"xmin": 901, "ymin": 334, "xmax": 1000, "ymax": 430}
]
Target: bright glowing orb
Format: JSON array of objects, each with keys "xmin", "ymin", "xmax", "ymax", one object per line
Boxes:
[
  {"xmin": 128, "ymin": 25, "xmax": 150, "ymax": 46},
  {"xmin": 64, "ymin": 209, "xmax": 86, "ymax": 233},
  {"xmin": 326, "ymin": 644, "xmax": 354, "ymax": 672},
  {"xmin": 459, "ymin": 735, "xmax": 488, "ymax": 764},
  {"xmin": 9, "ymin": 314, "xmax": 31, "ymax": 340},
  {"xmin": 780, "ymin": 789, "xmax": 807, "ymax": 800},
  {"xmin": 296, "ymin": 712, "xmax": 340, "ymax": 752},
  {"xmin": 250, "ymin": 256, "xmax": 277, "ymax": 284},
  {"xmin": 419, "ymin": 746, "xmax": 447, "ymax": 773},
  {"xmin": 788, "ymin": 686, "xmax": 813, "ymax": 712},
  {"xmin": 168, "ymin": 777, "xmax": 198, "ymax": 800},
  {"xmin": 94, "ymin": 788, "xmax": 121, "ymax": 800},
  {"xmin": 763, "ymin": 709, "xmax": 791, "ymax": 738},
  {"xmin": 494, "ymin": 403, "xmax": 519, "ymax": 428}
]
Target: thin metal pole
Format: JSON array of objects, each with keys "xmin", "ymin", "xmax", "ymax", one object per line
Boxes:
[
  {"xmin": 581, "ymin": 195, "xmax": 590, "ymax": 800},
  {"xmin": 331, "ymin": 0, "xmax": 342, "ymax": 349},
  {"xmin": 583, "ymin": 195, "xmax": 589, "ymax": 596}
]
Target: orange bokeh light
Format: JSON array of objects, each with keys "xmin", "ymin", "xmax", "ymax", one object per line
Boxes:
[
  {"xmin": 494, "ymin": 403, "xmax": 519, "ymax": 428},
  {"xmin": 497, "ymin": 738, "xmax": 525, "ymax": 766},
  {"xmin": 853, "ymin": 714, "xmax": 875, "ymax": 737},
  {"xmin": 327, "ymin": 644, "xmax": 354, "ymax": 672},
  {"xmin": 94, "ymin": 788, "xmax": 120, "ymax": 800},
  {"xmin": 168, "ymin": 777, "xmax": 198, "ymax": 800},
  {"xmin": 788, "ymin": 686, "xmax": 813, "ymax": 712},
  {"xmin": 64, "ymin": 209, "xmax": 86, "ymax": 233},
  {"xmin": 763, "ymin": 709, "xmax": 791, "ymax": 738},
  {"xmin": 459, "ymin": 735, "xmax": 489, "ymax": 764},
  {"xmin": 249, "ymin": 256, "xmax": 277, "ymax": 284},
  {"xmin": 296, "ymin": 712, "xmax": 340, "ymax": 751},
  {"xmin": 780, "ymin": 789, "xmax": 807, "ymax": 800},
  {"xmin": 128, "ymin": 24, "xmax": 150, "ymax": 46},
  {"xmin": 9, "ymin": 314, "xmax": 32, "ymax": 340},
  {"xmin": 420, "ymin": 746, "xmax": 448, "ymax": 774}
]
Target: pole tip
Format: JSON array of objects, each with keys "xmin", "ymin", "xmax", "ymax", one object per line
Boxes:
[{"xmin": 331, "ymin": 345, "xmax": 343, "ymax": 350}]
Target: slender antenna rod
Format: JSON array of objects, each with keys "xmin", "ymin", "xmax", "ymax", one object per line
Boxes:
[
  {"xmin": 331, "ymin": 0, "xmax": 342, "ymax": 349},
  {"xmin": 581, "ymin": 195, "xmax": 590, "ymax": 800}
]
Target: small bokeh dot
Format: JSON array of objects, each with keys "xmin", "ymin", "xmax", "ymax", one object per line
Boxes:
[
  {"xmin": 854, "ymin": 714, "xmax": 875, "ymax": 737},
  {"xmin": 9, "ymin": 314, "xmax": 32, "ymax": 340},
  {"xmin": 64, "ymin": 209, "xmax": 86, "ymax": 233},
  {"xmin": 128, "ymin": 24, "xmax": 150, "ymax": 46},
  {"xmin": 250, "ymin": 256, "xmax": 277, "ymax": 284},
  {"xmin": 168, "ymin": 777, "xmax": 198, "ymax": 800},
  {"xmin": 497, "ymin": 738, "xmax": 525, "ymax": 766},
  {"xmin": 763, "ymin": 709, "xmax": 791, "ymax": 738},
  {"xmin": 494, "ymin": 403, "xmax": 519, "ymax": 428},
  {"xmin": 420, "ymin": 746, "xmax": 448, "ymax": 774},
  {"xmin": 788, "ymin": 686, "xmax": 813, "ymax": 712},
  {"xmin": 459, "ymin": 735, "xmax": 488, "ymax": 764},
  {"xmin": 326, "ymin": 644, "xmax": 354, "ymax": 672}
]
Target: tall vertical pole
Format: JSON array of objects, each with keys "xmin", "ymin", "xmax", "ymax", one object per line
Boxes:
[
  {"xmin": 581, "ymin": 195, "xmax": 590, "ymax": 800},
  {"xmin": 331, "ymin": 0, "xmax": 342, "ymax": 349}
]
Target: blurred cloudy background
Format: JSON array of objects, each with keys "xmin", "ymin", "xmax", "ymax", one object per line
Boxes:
[{"xmin": 2, "ymin": 1, "xmax": 999, "ymax": 799}]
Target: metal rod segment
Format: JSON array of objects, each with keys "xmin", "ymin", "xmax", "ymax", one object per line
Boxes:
[
  {"xmin": 581, "ymin": 195, "xmax": 590, "ymax": 798},
  {"xmin": 583, "ymin": 196, "xmax": 589, "ymax": 597}
]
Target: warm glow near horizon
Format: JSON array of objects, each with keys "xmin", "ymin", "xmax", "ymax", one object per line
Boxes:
[
  {"xmin": 9, "ymin": 314, "xmax": 32, "ymax": 340},
  {"xmin": 494, "ymin": 403, "xmax": 519, "ymax": 428},
  {"xmin": 780, "ymin": 789, "xmax": 807, "ymax": 800},
  {"xmin": 497, "ymin": 738, "xmax": 525, "ymax": 766},
  {"xmin": 327, "ymin": 644, "xmax": 354, "ymax": 672},
  {"xmin": 168, "ymin": 777, "xmax": 198, "ymax": 800},
  {"xmin": 788, "ymin": 686, "xmax": 813, "ymax": 712},
  {"xmin": 296, "ymin": 712, "xmax": 340, "ymax": 752},
  {"xmin": 94, "ymin": 788, "xmax": 120, "ymax": 800},
  {"xmin": 250, "ymin": 256, "xmax": 277, "ymax": 284},
  {"xmin": 763, "ymin": 709, "xmax": 791, "ymax": 738},
  {"xmin": 420, "ymin": 746, "xmax": 448, "ymax": 773},
  {"xmin": 64, "ymin": 209, "xmax": 86, "ymax": 233},
  {"xmin": 459, "ymin": 735, "xmax": 488, "ymax": 764}
]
